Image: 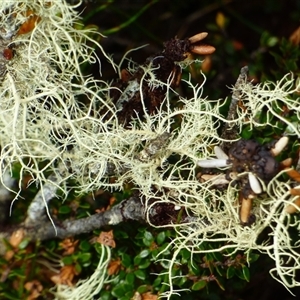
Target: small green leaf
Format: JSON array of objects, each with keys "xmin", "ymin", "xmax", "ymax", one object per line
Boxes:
[
  {"xmin": 78, "ymin": 252, "xmax": 91, "ymax": 264},
  {"xmin": 178, "ymin": 276, "xmax": 188, "ymax": 286},
  {"xmin": 143, "ymin": 231, "xmax": 153, "ymax": 246},
  {"xmin": 153, "ymin": 276, "xmax": 162, "ymax": 287},
  {"xmin": 94, "ymin": 242, "xmax": 103, "ymax": 254},
  {"xmin": 18, "ymin": 239, "xmax": 29, "ymax": 250},
  {"xmin": 139, "ymin": 249, "xmax": 150, "ymax": 258},
  {"xmin": 112, "ymin": 283, "xmax": 131, "ymax": 298},
  {"xmin": 180, "ymin": 248, "xmax": 191, "ymax": 261},
  {"xmin": 235, "ymin": 266, "xmax": 250, "ymax": 282},
  {"xmin": 62, "ymin": 256, "xmax": 73, "ymax": 265},
  {"xmin": 125, "ymin": 272, "xmax": 135, "ymax": 285},
  {"xmin": 144, "ymin": 231, "xmax": 153, "ymax": 241},
  {"xmin": 58, "ymin": 205, "xmax": 71, "ymax": 214},
  {"xmin": 142, "ymin": 239, "xmax": 151, "ymax": 247},
  {"xmin": 157, "ymin": 243, "xmax": 171, "ymax": 256},
  {"xmin": 79, "ymin": 240, "xmax": 91, "ymax": 252},
  {"xmin": 138, "ymin": 260, "xmax": 151, "ymax": 269},
  {"xmin": 267, "ymin": 36, "xmax": 278, "ymax": 47},
  {"xmin": 134, "ymin": 269, "xmax": 146, "ymax": 280},
  {"xmin": 241, "ymin": 126, "xmax": 253, "ymax": 139},
  {"xmin": 137, "ymin": 284, "xmax": 149, "ymax": 294},
  {"xmin": 121, "ymin": 253, "xmax": 132, "ymax": 268},
  {"xmin": 134, "ymin": 255, "xmax": 142, "ymax": 265},
  {"xmin": 242, "ymin": 265, "xmax": 250, "ymax": 282},
  {"xmin": 118, "ymin": 270, "xmax": 127, "ymax": 281},
  {"xmin": 191, "ymin": 280, "xmax": 206, "ymax": 291},
  {"xmin": 79, "ymin": 202, "xmax": 90, "ymax": 209},
  {"xmin": 99, "ymin": 291, "xmax": 111, "ymax": 300},
  {"xmin": 226, "ymin": 265, "xmax": 235, "ymax": 279},
  {"xmin": 156, "ymin": 231, "xmax": 166, "ymax": 245},
  {"xmin": 75, "ymin": 263, "xmax": 82, "ymax": 274}
]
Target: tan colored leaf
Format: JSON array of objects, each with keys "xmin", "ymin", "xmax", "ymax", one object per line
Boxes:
[
  {"xmin": 4, "ymin": 250, "xmax": 15, "ymax": 261},
  {"xmin": 97, "ymin": 230, "xmax": 116, "ymax": 248},
  {"xmin": 142, "ymin": 292, "xmax": 158, "ymax": 300},
  {"xmin": 107, "ymin": 258, "xmax": 121, "ymax": 275},
  {"xmin": 4, "ymin": 229, "xmax": 26, "ymax": 260},
  {"xmin": 24, "ymin": 280, "xmax": 43, "ymax": 300},
  {"xmin": 9, "ymin": 229, "xmax": 25, "ymax": 248},
  {"xmin": 50, "ymin": 265, "xmax": 79, "ymax": 286},
  {"xmin": 60, "ymin": 238, "xmax": 79, "ymax": 255}
]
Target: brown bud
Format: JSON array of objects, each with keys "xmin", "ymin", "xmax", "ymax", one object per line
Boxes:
[
  {"xmin": 190, "ymin": 45, "xmax": 216, "ymax": 55},
  {"xmin": 240, "ymin": 197, "xmax": 253, "ymax": 225},
  {"xmin": 280, "ymin": 158, "xmax": 292, "ymax": 168},
  {"xmin": 285, "ymin": 168, "xmax": 300, "ymax": 182},
  {"xmin": 285, "ymin": 197, "xmax": 300, "ymax": 214},
  {"xmin": 290, "ymin": 187, "xmax": 300, "ymax": 196},
  {"xmin": 189, "ymin": 32, "xmax": 208, "ymax": 44}
]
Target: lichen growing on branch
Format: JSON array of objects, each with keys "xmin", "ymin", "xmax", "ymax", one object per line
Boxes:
[{"xmin": 0, "ymin": 0, "xmax": 300, "ymax": 299}]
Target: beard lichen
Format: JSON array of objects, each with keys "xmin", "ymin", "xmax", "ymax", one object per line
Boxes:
[{"xmin": 1, "ymin": 0, "xmax": 300, "ymax": 299}]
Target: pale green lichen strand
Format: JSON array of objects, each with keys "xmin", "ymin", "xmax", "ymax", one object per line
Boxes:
[{"xmin": 0, "ymin": 1, "xmax": 300, "ymax": 298}]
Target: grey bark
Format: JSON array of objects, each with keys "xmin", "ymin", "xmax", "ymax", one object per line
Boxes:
[{"xmin": 0, "ymin": 195, "xmax": 145, "ymax": 254}]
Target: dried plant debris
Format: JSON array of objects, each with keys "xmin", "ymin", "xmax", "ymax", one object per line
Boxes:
[
  {"xmin": 108, "ymin": 32, "xmax": 215, "ymax": 125},
  {"xmin": 0, "ymin": 5, "xmax": 41, "ymax": 82},
  {"xmin": 0, "ymin": 8, "xmax": 17, "ymax": 81}
]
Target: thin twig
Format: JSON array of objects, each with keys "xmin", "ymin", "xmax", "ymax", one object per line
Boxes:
[
  {"xmin": 221, "ymin": 66, "xmax": 249, "ymax": 152},
  {"xmin": 0, "ymin": 195, "xmax": 145, "ymax": 248}
]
